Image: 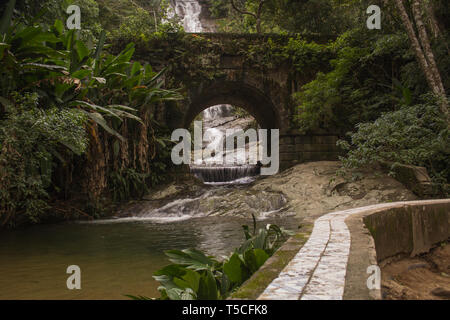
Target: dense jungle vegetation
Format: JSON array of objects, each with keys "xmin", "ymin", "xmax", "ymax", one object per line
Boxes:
[
  {"xmin": 212, "ymin": 0, "xmax": 449, "ymax": 194},
  {"xmin": 0, "ymin": 0, "xmax": 182, "ymax": 227},
  {"xmin": 0, "ymin": 0, "xmax": 449, "ymax": 228}
]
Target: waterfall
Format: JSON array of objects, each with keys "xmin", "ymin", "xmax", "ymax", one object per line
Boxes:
[
  {"xmin": 203, "ymin": 105, "xmax": 234, "ymax": 120},
  {"xmin": 170, "ymin": 0, "xmax": 204, "ymax": 33},
  {"xmin": 190, "ymin": 165, "xmax": 261, "ymax": 184}
]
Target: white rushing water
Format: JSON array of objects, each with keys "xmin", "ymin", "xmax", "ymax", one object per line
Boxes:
[
  {"xmin": 203, "ymin": 105, "xmax": 234, "ymax": 120},
  {"xmin": 170, "ymin": 0, "xmax": 204, "ymax": 33}
]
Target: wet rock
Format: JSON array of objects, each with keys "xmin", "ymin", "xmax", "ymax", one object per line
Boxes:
[
  {"xmin": 431, "ymin": 287, "xmax": 450, "ymax": 298},
  {"xmin": 252, "ymin": 161, "xmax": 417, "ymax": 222},
  {"xmin": 119, "ymin": 161, "xmax": 417, "ymax": 221}
]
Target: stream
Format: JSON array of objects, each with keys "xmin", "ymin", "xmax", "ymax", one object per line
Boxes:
[{"xmin": 0, "ymin": 214, "xmax": 300, "ymax": 299}]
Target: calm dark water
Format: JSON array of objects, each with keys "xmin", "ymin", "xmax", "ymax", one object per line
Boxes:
[{"xmin": 0, "ymin": 216, "xmax": 300, "ymax": 300}]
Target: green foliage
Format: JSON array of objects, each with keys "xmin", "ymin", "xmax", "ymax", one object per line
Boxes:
[
  {"xmin": 242, "ymin": 35, "xmax": 331, "ymax": 74},
  {"xmin": 210, "ymin": 0, "xmax": 366, "ymax": 35},
  {"xmin": 0, "ymin": 93, "xmax": 88, "ymax": 227},
  {"xmin": 6, "ymin": 0, "xmax": 178, "ymax": 41},
  {"xmin": 109, "ymin": 168, "xmax": 149, "ymax": 202},
  {"xmin": 294, "ymin": 29, "xmax": 425, "ymax": 133},
  {"xmin": 145, "ymin": 216, "xmax": 294, "ymax": 300},
  {"xmin": 0, "ymin": 1, "xmax": 181, "ymax": 226},
  {"xmin": 338, "ymin": 95, "xmax": 449, "ymax": 194}
]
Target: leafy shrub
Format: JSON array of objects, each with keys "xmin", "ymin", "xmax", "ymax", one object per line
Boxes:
[
  {"xmin": 338, "ymin": 95, "xmax": 449, "ymax": 194},
  {"xmin": 0, "ymin": 93, "xmax": 88, "ymax": 227}
]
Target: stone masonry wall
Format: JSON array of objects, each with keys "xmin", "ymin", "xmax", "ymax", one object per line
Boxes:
[{"xmin": 279, "ymin": 134, "xmax": 341, "ymax": 169}]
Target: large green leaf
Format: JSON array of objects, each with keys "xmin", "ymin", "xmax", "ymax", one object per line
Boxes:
[
  {"xmin": 53, "ymin": 20, "xmax": 64, "ymax": 36},
  {"xmin": 85, "ymin": 111, "xmax": 125, "ymax": 142},
  {"xmin": 243, "ymin": 249, "xmax": 269, "ymax": 273},
  {"xmin": 165, "ymin": 249, "xmax": 216, "ymax": 271},
  {"xmin": 101, "ymin": 43, "xmax": 135, "ymax": 75},
  {"xmin": 173, "ymin": 269, "xmax": 201, "ymax": 292},
  {"xmin": 197, "ymin": 270, "xmax": 218, "ymax": 300},
  {"xmin": 75, "ymin": 40, "xmax": 89, "ymax": 61},
  {"xmin": 13, "ymin": 26, "xmax": 42, "ymax": 48},
  {"xmin": 71, "ymin": 69, "xmax": 92, "ymax": 79},
  {"xmin": 153, "ymin": 264, "xmax": 186, "ymax": 278},
  {"xmin": 223, "ymin": 253, "xmax": 245, "ymax": 284}
]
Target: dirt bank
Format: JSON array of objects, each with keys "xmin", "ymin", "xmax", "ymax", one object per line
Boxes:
[{"xmin": 381, "ymin": 242, "xmax": 450, "ymax": 300}]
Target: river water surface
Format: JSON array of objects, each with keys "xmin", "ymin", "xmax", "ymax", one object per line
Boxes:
[{"xmin": 0, "ymin": 215, "xmax": 300, "ymax": 299}]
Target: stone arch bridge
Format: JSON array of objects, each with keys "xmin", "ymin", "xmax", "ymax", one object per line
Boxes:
[{"xmin": 117, "ymin": 33, "xmax": 340, "ymax": 169}]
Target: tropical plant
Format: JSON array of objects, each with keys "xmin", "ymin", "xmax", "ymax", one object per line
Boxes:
[
  {"xmin": 0, "ymin": 0, "xmax": 181, "ymax": 226},
  {"xmin": 129, "ymin": 216, "xmax": 294, "ymax": 300}
]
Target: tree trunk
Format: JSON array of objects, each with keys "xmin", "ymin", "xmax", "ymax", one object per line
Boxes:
[
  {"xmin": 256, "ymin": 17, "xmax": 261, "ymax": 34},
  {"xmin": 231, "ymin": 0, "xmax": 264, "ymax": 34},
  {"xmin": 412, "ymin": 0, "xmax": 446, "ymax": 97},
  {"xmin": 424, "ymin": 2, "xmax": 440, "ymax": 39},
  {"xmin": 394, "ymin": 0, "xmax": 448, "ymax": 121}
]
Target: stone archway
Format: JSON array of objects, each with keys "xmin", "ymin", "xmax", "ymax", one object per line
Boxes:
[{"xmin": 183, "ymin": 80, "xmax": 281, "ymax": 130}]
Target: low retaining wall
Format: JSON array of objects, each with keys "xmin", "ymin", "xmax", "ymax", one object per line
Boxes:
[
  {"xmin": 233, "ymin": 199, "xmax": 450, "ymax": 300},
  {"xmin": 363, "ymin": 201, "xmax": 450, "ymax": 261}
]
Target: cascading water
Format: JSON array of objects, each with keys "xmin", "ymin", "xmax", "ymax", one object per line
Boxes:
[
  {"xmin": 190, "ymin": 165, "xmax": 261, "ymax": 184},
  {"xmin": 203, "ymin": 105, "xmax": 234, "ymax": 119},
  {"xmin": 191, "ymin": 104, "xmax": 261, "ymax": 184},
  {"xmin": 170, "ymin": 0, "xmax": 204, "ymax": 33}
]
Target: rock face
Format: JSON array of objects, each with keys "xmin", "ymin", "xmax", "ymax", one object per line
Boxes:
[
  {"xmin": 120, "ymin": 161, "xmax": 417, "ymax": 221},
  {"xmin": 250, "ymin": 161, "xmax": 418, "ymax": 222},
  {"xmin": 197, "ymin": 0, "xmax": 216, "ymax": 32},
  {"xmin": 380, "ymin": 162, "xmax": 434, "ymax": 197}
]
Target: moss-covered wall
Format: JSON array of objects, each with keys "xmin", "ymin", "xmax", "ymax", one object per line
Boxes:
[
  {"xmin": 363, "ymin": 202, "xmax": 450, "ymax": 261},
  {"xmin": 230, "ymin": 225, "xmax": 313, "ymax": 300},
  {"xmin": 111, "ymin": 33, "xmax": 341, "ymax": 167},
  {"xmin": 112, "ymin": 33, "xmax": 333, "ymax": 129}
]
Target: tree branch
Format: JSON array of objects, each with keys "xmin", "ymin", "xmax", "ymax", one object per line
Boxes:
[{"xmin": 230, "ymin": 0, "xmax": 257, "ymax": 18}]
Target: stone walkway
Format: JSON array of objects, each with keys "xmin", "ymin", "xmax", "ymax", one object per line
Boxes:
[{"xmin": 258, "ymin": 203, "xmax": 397, "ymax": 300}]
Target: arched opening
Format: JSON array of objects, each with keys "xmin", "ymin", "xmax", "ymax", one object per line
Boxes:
[
  {"xmin": 183, "ymin": 81, "xmax": 280, "ymax": 130},
  {"xmin": 188, "ymin": 104, "xmax": 262, "ymax": 184},
  {"xmin": 184, "ymin": 81, "xmax": 279, "ymax": 185}
]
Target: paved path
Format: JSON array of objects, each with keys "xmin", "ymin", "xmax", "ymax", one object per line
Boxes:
[{"xmin": 258, "ymin": 203, "xmax": 396, "ymax": 300}]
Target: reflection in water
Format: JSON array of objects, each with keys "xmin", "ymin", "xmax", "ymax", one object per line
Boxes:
[{"xmin": 0, "ymin": 216, "xmax": 300, "ymax": 299}]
